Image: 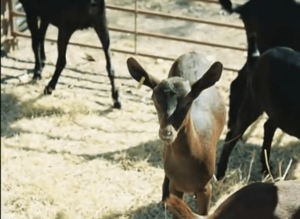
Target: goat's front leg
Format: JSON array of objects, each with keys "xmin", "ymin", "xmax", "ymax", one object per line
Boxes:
[
  {"xmin": 162, "ymin": 175, "xmax": 170, "ymax": 202},
  {"xmin": 195, "ymin": 183, "xmax": 212, "ymax": 216},
  {"xmin": 261, "ymin": 119, "xmax": 277, "ymax": 176},
  {"xmin": 94, "ymin": 14, "xmax": 121, "ymax": 109},
  {"xmin": 169, "ymin": 181, "xmax": 184, "ymax": 219},
  {"xmin": 44, "ymin": 28, "xmax": 74, "ymax": 94},
  {"xmin": 26, "ymin": 14, "xmax": 43, "ymax": 79}
]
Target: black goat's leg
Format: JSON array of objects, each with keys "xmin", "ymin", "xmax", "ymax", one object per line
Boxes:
[
  {"xmin": 44, "ymin": 28, "xmax": 74, "ymax": 95},
  {"xmin": 26, "ymin": 13, "xmax": 43, "ymax": 80},
  {"xmin": 228, "ymin": 62, "xmax": 248, "ymax": 130},
  {"xmin": 94, "ymin": 15, "xmax": 121, "ymax": 109},
  {"xmin": 261, "ymin": 119, "xmax": 277, "ymax": 175},
  {"xmin": 39, "ymin": 19, "xmax": 49, "ymax": 70},
  {"xmin": 216, "ymin": 94, "xmax": 263, "ymax": 180},
  {"xmin": 32, "ymin": 19, "xmax": 49, "ymax": 80}
]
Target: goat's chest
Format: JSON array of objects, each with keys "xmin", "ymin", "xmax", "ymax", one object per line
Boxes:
[{"xmin": 163, "ymin": 147, "xmax": 211, "ymax": 192}]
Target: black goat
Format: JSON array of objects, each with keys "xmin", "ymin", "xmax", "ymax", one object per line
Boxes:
[
  {"xmin": 219, "ymin": 0, "xmax": 300, "ymax": 129},
  {"xmin": 19, "ymin": 0, "xmax": 121, "ymax": 108},
  {"xmin": 216, "ymin": 34, "xmax": 300, "ymax": 180}
]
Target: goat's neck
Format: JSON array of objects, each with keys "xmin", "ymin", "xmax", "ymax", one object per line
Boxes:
[{"xmin": 174, "ymin": 108, "xmax": 200, "ymax": 155}]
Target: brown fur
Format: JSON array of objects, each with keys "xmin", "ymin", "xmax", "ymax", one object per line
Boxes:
[
  {"xmin": 165, "ymin": 180, "xmax": 300, "ymax": 219},
  {"xmin": 165, "ymin": 195, "xmax": 204, "ymax": 219},
  {"xmin": 127, "ymin": 52, "xmax": 226, "ymax": 218}
]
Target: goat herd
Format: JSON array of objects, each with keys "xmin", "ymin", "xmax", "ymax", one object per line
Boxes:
[{"xmin": 9, "ymin": 0, "xmax": 300, "ymax": 218}]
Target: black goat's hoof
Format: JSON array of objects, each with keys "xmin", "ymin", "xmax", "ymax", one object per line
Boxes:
[
  {"xmin": 113, "ymin": 101, "xmax": 122, "ymax": 109},
  {"xmin": 216, "ymin": 173, "xmax": 225, "ymax": 181},
  {"xmin": 44, "ymin": 86, "xmax": 54, "ymax": 95},
  {"xmin": 32, "ymin": 74, "xmax": 42, "ymax": 81},
  {"xmin": 31, "ymin": 75, "xmax": 42, "ymax": 84}
]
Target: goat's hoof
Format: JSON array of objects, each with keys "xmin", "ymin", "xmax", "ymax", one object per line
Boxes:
[
  {"xmin": 160, "ymin": 200, "xmax": 167, "ymax": 209},
  {"xmin": 113, "ymin": 101, "xmax": 121, "ymax": 109},
  {"xmin": 32, "ymin": 74, "xmax": 42, "ymax": 81},
  {"xmin": 44, "ymin": 86, "xmax": 54, "ymax": 95},
  {"xmin": 216, "ymin": 173, "xmax": 225, "ymax": 181}
]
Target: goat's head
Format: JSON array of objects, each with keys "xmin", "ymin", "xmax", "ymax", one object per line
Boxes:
[
  {"xmin": 88, "ymin": 0, "xmax": 104, "ymax": 15},
  {"xmin": 127, "ymin": 58, "xmax": 223, "ymax": 144}
]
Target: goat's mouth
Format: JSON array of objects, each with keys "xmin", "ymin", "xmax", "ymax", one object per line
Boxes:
[
  {"xmin": 89, "ymin": 5, "xmax": 99, "ymax": 15},
  {"xmin": 159, "ymin": 127, "xmax": 176, "ymax": 144},
  {"xmin": 160, "ymin": 135, "xmax": 175, "ymax": 144}
]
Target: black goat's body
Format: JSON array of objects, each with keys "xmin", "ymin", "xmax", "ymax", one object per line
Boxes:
[
  {"xmin": 21, "ymin": 0, "xmax": 96, "ymax": 29},
  {"xmin": 217, "ymin": 47, "xmax": 300, "ymax": 180},
  {"xmin": 219, "ymin": 0, "xmax": 300, "ymax": 129},
  {"xmin": 19, "ymin": 0, "xmax": 121, "ymax": 108},
  {"xmin": 252, "ymin": 48, "xmax": 300, "ymax": 137}
]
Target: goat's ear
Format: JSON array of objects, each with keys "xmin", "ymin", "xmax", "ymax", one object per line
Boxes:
[
  {"xmin": 219, "ymin": 0, "xmax": 241, "ymax": 13},
  {"xmin": 185, "ymin": 62, "xmax": 223, "ymax": 104},
  {"xmin": 127, "ymin": 57, "xmax": 160, "ymax": 89}
]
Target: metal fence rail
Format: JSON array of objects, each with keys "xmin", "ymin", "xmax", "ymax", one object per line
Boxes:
[{"xmin": 4, "ymin": 0, "xmax": 245, "ymax": 72}]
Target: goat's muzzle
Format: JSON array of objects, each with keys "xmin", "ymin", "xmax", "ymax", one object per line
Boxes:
[{"xmin": 159, "ymin": 125, "xmax": 177, "ymax": 144}]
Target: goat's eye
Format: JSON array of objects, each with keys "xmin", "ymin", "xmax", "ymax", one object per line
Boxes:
[{"xmin": 165, "ymin": 90, "xmax": 175, "ymax": 96}]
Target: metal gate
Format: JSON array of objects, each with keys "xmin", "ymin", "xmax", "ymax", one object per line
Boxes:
[{"xmin": 1, "ymin": 0, "xmax": 246, "ymax": 72}]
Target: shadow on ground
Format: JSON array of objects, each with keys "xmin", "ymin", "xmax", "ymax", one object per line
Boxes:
[
  {"xmin": 215, "ymin": 138, "xmax": 300, "ymax": 182},
  {"xmin": 101, "ymin": 202, "xmax": 173, "ymax": 219},
  {"xmin": 76, "ymin": 137, "xmax": 300, "ymax": 181},
  {"xmin": 1, "ymin": 56, "xmax": 132, "ymax": 80},
  {"xmin": 5, "ymin": 129, "xmax": 299, "ymax": 182},
  {"xmin": 2, "ymin": 91, "xmax": 299, "ymax": 180},
  {"xmin": 0, "ymin": 92, "xmax": 115, "ymax": 138}
]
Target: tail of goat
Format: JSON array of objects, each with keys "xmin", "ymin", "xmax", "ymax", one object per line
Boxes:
[{"xmin": 165, "ymin": 195, "xmax": 204, "ymax": 219}]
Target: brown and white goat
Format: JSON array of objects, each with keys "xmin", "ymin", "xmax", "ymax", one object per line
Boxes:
[
  {"xmin": 127, "ymin": 52, "xmax": 226, "ymax": 217},
  {"xmin": 165, "ymin": 180, "xmax": 300, "ymax": 219}
]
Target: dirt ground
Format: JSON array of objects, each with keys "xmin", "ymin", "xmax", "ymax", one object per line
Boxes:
[{"xmin": 1, "ymin": 0, "xmax": 300, "ymax": 218}]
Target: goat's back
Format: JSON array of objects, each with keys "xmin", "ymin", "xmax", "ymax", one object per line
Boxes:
[
  {"xmin": 251, "ymin": 47, "xmax": 300, "ymax": 137},
  {"xmin": 19, "ymin": 0, "xmax": 87, "ymax": 13},
  {"xmin": 166, "ymin": 181, "xmax": 300, "ymax": 219},
  {"xmin": 212, "ymin": 180, "xmax": 300, "ymax": 219},
  {"xmin": 19, "ymin": 0, "xmax": 101, "ymax": 28},
  {"xmin": 168, "ymin": 52, "xmax": 211, "ymax": 84}
]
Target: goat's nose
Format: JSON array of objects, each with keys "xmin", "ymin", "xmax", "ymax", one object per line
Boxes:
[
  {"xmin": 159, "ymin": 126, "xmax": 176, "ymax": 143},
  {"xmin": 162, "ymin": 129, "xmax": 172, "ymax": 137},
  {"xmin": 165, "ymin": 131, "xmax": 172, "ymax": 136}
]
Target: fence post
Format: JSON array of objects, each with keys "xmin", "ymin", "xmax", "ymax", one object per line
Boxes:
[
  {"xmin": 7, "ymin": 0, "xmax": 17, "ymax": 50},
  {"xmin": 134, "ymin": 0, "xmax": 137, "ymax": 55}
]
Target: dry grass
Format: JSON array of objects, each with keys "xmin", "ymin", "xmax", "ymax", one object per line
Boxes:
[{"xmin": 1, "ymin": 0, "xmax": 300, "ymax": 219}]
